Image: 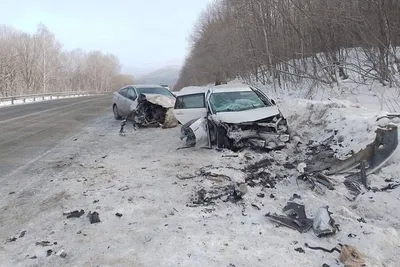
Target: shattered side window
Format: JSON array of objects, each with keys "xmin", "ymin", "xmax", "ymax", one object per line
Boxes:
[
  {"xmin": 175, "ymin": 93, "xmax": 205, "ymax": 109},
  {"xmin": 209, "ymin": 91, "xmax": 267, "ymax": 113}
]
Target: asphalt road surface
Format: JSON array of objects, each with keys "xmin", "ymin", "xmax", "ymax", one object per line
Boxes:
[{"xmin": 0, "ymin": 95, "xmax": 112, "ymax": 178}]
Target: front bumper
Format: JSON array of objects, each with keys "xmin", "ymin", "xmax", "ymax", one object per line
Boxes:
[{"xmin": 227, "ymin": 130, "xmax": 290, "ymax": 149}]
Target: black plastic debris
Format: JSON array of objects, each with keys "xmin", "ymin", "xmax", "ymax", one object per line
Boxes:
[
  {"xmin": 357, "ymin": 217, "xmax": 366, "ymax": 223},
  {"xmin": 257, "ymin": 193, "xmax": 265, "ymax": 198},
  {"xmin": 19, "ymin": 231, "xmax": 26, "ymax": 238},
  {"xmin": 246, "ymin": 171, "xmax": 276, "ymax": 188},
  {"xmin": 192, "ymin": 183, "xmax": 247, "ymax": 206},
  {"xmin": 36, "ymin": 241, "xmax": 51, "ymax": 247},
  {"xmin": 265, "ymin": 202, "xmax": 313, "ymax": 233},
  {"xmin": 46, "ymin": 249, "xmax": 53, "ymax": 257},
  {"xmin": 380, "ymin": 183, "xmax": 400, "ymax": 191},
  {"xmin": 289, "ymin": 193, "xmax": 301, "ymax": 201},
  {"xmin": 251, "ymin": 204, "xmax": 261, "ymax": 210},
  {"xmin": 88, "ymin": 211, "xmax": 101, "ymax": 224},
  {"xmin": 348, "ymin": 233, "xmax": 357, "ymax": 238},
  {"xmin": 63, "ymin": 209, "xmax": 85, "ymax": 218},
  {"xmin": 115, "ymin": 213, "xmax": 123, "ymax": 218},
  {"xmin": 5, "ymin": 237, "xmax": 17, "ymax": 243},
  {"xmin": 294, "ymin": 247, "xmax": 305, "ymax": 253},
  {"xmin": 313, "ymin": 206, "xmax": 338, "ymax": 237}
]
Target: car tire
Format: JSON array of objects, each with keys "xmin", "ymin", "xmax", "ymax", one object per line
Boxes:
[
  {"xmin": 113, "ymin": 104, "xmax": 122, "ymax": 120},
  {"xmin": 216, "ymin": 126, "xmax": 232, "ymax": 149}
]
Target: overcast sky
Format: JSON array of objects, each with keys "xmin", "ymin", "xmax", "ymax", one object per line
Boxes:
[{"xmin": 0, "ymin": 0, "xmax": 211, "ymax": 74}]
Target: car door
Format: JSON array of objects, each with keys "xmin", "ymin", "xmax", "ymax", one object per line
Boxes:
[
  {"xmin": 173, "ymin": 93, "xmax": 207, "ymax": 125},
  {"xmin": 124, "ymin": 86, "xmax": 138, "ymax": 114},
  {"xmin": 115, "ymin": 87, "xmax": 129, "ymax": 117}
]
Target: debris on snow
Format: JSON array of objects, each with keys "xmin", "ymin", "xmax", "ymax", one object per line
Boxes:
[
  {"xmin": 118, "ymin": 185, "xmax": 130, "ymax": 191},
  {"xmin": 19, "ymin": 230, "xmax": 26, "ymax": 238},
  {"xmin": 297, "ymin": 162, "xmax": 307, "ymax": 173},
  {"xmin": 63, "ymin": 209, "xmax": 85, "ymax": 218},
  {"xmin": 294, "ymin": 247, "xmax": 305, "ymax": 253},
  {"xmin": 56, "ymin": 249, "xmax": 67, "ymax": 258},
  {"xmin": 5, "ymin": 237, "xmax": 17, "ymax": 243},
  {"xmin": 339, "ymin": 244, "xmax": 366, "ymax": 267},
  {"xmin": 266, "ymin": 202, "xmax": 313, "ymax": 233},
  {"xmin": 313, "ymin": 206, "xmax": 339, "ymax": 237},
  {"xmin": 35, "ymin": 241, "xmax": 52, "ymax": 247},
  {"xmin": 88, "ymin": 211, "xmax": 101, "ymax": 224}
]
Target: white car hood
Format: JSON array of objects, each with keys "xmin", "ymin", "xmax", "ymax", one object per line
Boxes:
[
  {"xmin": 212, "ymin": 106, "xmax": 280, "ymax": 124},
  {"xmin": 142, "ymin": 94, "xmax": 175, "ymax": 108}
]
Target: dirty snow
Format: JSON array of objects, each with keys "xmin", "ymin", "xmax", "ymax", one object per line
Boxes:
[{"xmin": 1, "ymin": 92, "xmax": 400, "ymax": 266}]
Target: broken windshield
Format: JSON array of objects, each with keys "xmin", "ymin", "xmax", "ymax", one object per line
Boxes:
[{"xmin": 209, "ymin": 91, "xmax": 269, "ymax": 113}]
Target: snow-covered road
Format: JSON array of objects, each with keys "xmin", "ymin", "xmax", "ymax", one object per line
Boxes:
[{"xmin": 0, "ymin": 102, "xmax": 399, "ymax": 267}]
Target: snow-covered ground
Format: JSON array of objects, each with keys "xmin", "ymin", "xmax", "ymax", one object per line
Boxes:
[
  {"xmin": 1, "ymin": 90, "xmax": 399, "ymax": 266},
  {"xmin": 0, "ymin": 94, "xmax": 93, "ymax": 108}
]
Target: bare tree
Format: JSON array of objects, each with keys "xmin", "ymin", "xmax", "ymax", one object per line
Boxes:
[{"xmin": 0, "ymin": 23, "xmax": 134, "ymax": 97}]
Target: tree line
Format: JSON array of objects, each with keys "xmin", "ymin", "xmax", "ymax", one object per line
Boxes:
[
  {"xmin": 175, "ymin": 0, "xmax": 400, "ymax": 91},
  {"xmin": 0, "ymin": 23, "xmax": 134, "ymax": 97}
]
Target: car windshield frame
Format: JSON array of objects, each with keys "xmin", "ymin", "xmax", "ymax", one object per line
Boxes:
[
  {"xmin": 209, "ymin": 90, "xmax": 272, "ymax": 113},
  {"xmin": 136, "ymin": 87, "xmax": 175, "ymax": 98}
]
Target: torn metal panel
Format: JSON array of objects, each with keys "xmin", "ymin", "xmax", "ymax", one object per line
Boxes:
[
  {"xmin": 328, "ymin": 124, "xmax": 398, "ymax": 176},
  {"xmin": 266, "ymin": 202, "xmax": 313, "ymax": 233},
  {"xmin": 313, "ymin": 206, "xmax": 338, "ymax": 237}
]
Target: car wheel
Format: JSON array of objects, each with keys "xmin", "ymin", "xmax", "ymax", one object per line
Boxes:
[
  {"xmin": 216, "ymin": 126, "xmax": 232, "ymax": 149},
  {"xmin": 113, "ymin": 104, "xmax": 122, "ymax": 120}
]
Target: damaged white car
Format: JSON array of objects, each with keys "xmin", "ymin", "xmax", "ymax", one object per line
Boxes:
[{"xmin": 173, "ymin": 84, "xmax": 290, "ymax": 150}]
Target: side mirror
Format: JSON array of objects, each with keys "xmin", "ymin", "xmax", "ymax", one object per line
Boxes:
[{"xmin": 271, "ymin": 99, "xmax": 276, "ymax": 105}]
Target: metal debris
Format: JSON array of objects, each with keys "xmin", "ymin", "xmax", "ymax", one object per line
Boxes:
[
  {"xmin": 63, "ymin": 209, "xmax": 85, "ymax": 218},
  {"xmin": 313, "ymin": 206, "xmax": 338, "ymax": 237},
  {"xmin": 266, "ymin": 202, "xmax": 313, "ymax": 233}
]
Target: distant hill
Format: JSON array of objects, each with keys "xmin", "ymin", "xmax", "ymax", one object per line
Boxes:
[{"xmin": 136, "ymin": 65, "xmax": 181, "ymax": 88}]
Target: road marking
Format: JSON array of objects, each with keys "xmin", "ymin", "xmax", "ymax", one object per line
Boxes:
[{"xmin": 0, "ymin": 96, "xmax": 106, "ymax": 125}]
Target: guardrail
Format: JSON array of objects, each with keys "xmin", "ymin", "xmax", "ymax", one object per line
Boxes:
[{"xmin": 0, "ymin": 91, "xmax": 108, "ymax": 105}]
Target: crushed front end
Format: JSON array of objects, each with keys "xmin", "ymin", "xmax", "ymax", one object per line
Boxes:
[{"xmin": 220, "ymin": 114, "xmax": 290, "ymax": 150}]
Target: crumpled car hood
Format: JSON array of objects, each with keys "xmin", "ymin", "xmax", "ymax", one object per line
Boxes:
[
  {"xmin": 212, "ymin": 106, "xmax": 280, "ymax": 124},
  {"xmin": 138, "ymin": 93, "xmax": 175, "ymax": 109}
]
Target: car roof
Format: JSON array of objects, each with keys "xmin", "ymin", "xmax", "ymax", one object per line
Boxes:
[
  {"xmin": 132, "ymin": 84, "xmax": 166, "ymax": 88},
  {"xmin": 176, "ymin": 84, "xmax": 253, "ymax": 96},
  {"xmin": 175, "ymin": 86, "xmax": 210, "ymax": 96}
]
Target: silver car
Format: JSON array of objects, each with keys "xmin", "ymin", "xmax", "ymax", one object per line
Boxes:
[{"xmin": 112, "ymin": 84, "xmax": 176, "ymax": 120}]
